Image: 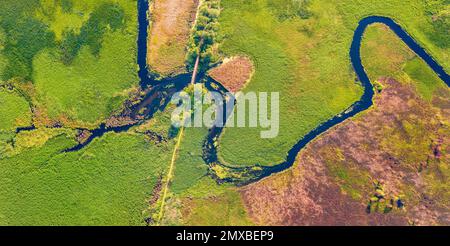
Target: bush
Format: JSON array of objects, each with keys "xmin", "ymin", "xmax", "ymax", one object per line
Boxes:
[{"xmin": 60, "ymin": 3, "xmax": 126, "ymax": 64}]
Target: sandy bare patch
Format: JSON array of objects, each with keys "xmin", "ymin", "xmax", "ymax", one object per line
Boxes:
[
  {"xmin": 240, "ymin": 78, "xmax": 449, "ymax": 225},
  {"xmin": 147, "ymin": 0, "xmax": 199, "ymax": 76},
  {"xmin": 208, "ymin": 56, "xmax": 254, "ymax": 93}
]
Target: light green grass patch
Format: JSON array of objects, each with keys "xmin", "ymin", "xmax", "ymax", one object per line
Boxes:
[
  {"xmin": 361, "ymin": 24, "xmax": 447, "ymax": 101},
  {"xmin": 403, "ymin": 58, "xmax": 447, "ymax": 101},
  {"xmin": 175, "ymin": 178, "xmax": 253, "ymax": 226},
  {"xmin": 0, "ymin": 28, "xmax": 6, "ymax": 78},
  {"xmin": 35, "ymin": 0, "xmax": 86, "ymax": 41},
  {"xmin": 171, "ymin": 126, "xmax": 209, "ymax": 194},
  {"xmin": 361, "ymin": 23, "xmax": 415, "ymax": 80},
  {"xmin": 0, "ymin": 89, "xmax": 32, "ymax": 131}
]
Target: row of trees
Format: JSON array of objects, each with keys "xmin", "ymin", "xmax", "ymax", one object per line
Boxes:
[{"xmin": 186, "ymin": 0, "xmax": 221, "ymax": 73}]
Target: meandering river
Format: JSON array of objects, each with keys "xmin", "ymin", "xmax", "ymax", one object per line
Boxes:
[{"xmin": 66, "ymin": 0, "xmax": 450, "ymax": 184}]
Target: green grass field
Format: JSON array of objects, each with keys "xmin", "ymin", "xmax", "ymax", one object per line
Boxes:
[
  {"xmin": 0, "ymin": 132, "xmax": 173, "ymax": 225},
  {"xmin": 163, "ymin": 177, "xmax": 253, "ymax": 226},
  {"xmin": 0, "ymin": 89, "xmax": 32, "ymax": 131},
  {"xmin": 216, "ymin": 0, "xmax": 449, "ymax": 167},
  {"xmin": 171, "ymin": 126, "xmax": 209, "ymax": 194},
  {"xmin": 361, "ymin": 23, "xmax": 447, "ymax": 101}
]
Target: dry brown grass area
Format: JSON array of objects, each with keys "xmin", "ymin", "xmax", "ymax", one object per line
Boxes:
[
  {"xmin": 147, "ymin": 0, "xmax": 199, "ymax": 76},
  {"xmin": 208, "ymin": 56, "xmax": 254, "ymax": 93},
  {"xmin": 240, "ymin": 78, "xmax": 449, "ymax": 225}
]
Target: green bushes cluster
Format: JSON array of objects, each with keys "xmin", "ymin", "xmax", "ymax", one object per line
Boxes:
[
  {"xmin": 60, "ymin": 3, "xmax": 126, "ymax": 64},
  {"xmin": 0, "ymin": 1, "xmax": 127, "ymax": 80},
  {"xmin": 0, "ymin": 7, "xmax": 55, "ymax": 81},
  {"xmin": 423, "ymin": 0, "xmax": 449, "ymax": 48},
  {"xmin": 366, "ymin": 181, "xmax": 404, "ymax": 214},
  {"xmin": 61, "ymin": 0, "xmax": 74, "ymax": 13},
  {"xmin": 186, "ymin": 0, "xmax": 221, "ymax": 72}
]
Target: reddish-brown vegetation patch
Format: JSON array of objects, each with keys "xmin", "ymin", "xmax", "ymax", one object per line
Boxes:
[
  {"xmin": 148, "ymin": 175, "xmax": 163, "ymax": 206},
  {"xmin": 208, "ymin": 56, "xmax": 254, "ymax": 93},
  {"xmin": 240, "ymin": 78, "xmax": 449, "ymax": 225},
  {"xmin": 105, "ymin": 116, "xmax": 138, "ymax": 128}
]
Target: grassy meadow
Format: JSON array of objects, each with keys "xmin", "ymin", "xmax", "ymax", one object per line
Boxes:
[
  {"xmin": 0, "ymin": 89, "xmax": 32, "ymax": 131},
  {"xmin": 162, "ymin": 177, "xmax": 253, "ymax": 225},
  {"xmin": 216, "ymin": 0, "xmax": 449, "ymax": 167},
  {"xmin": 360, "ymin": 23, "xmax": 448, "ymax": 101},
  {"xmin": 0, "ymin": 132, "xmax": 174, "ymax": 225},
  {"xmin": 171, "ymin": 126, "xmax": 209, "ymax": 194}
]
